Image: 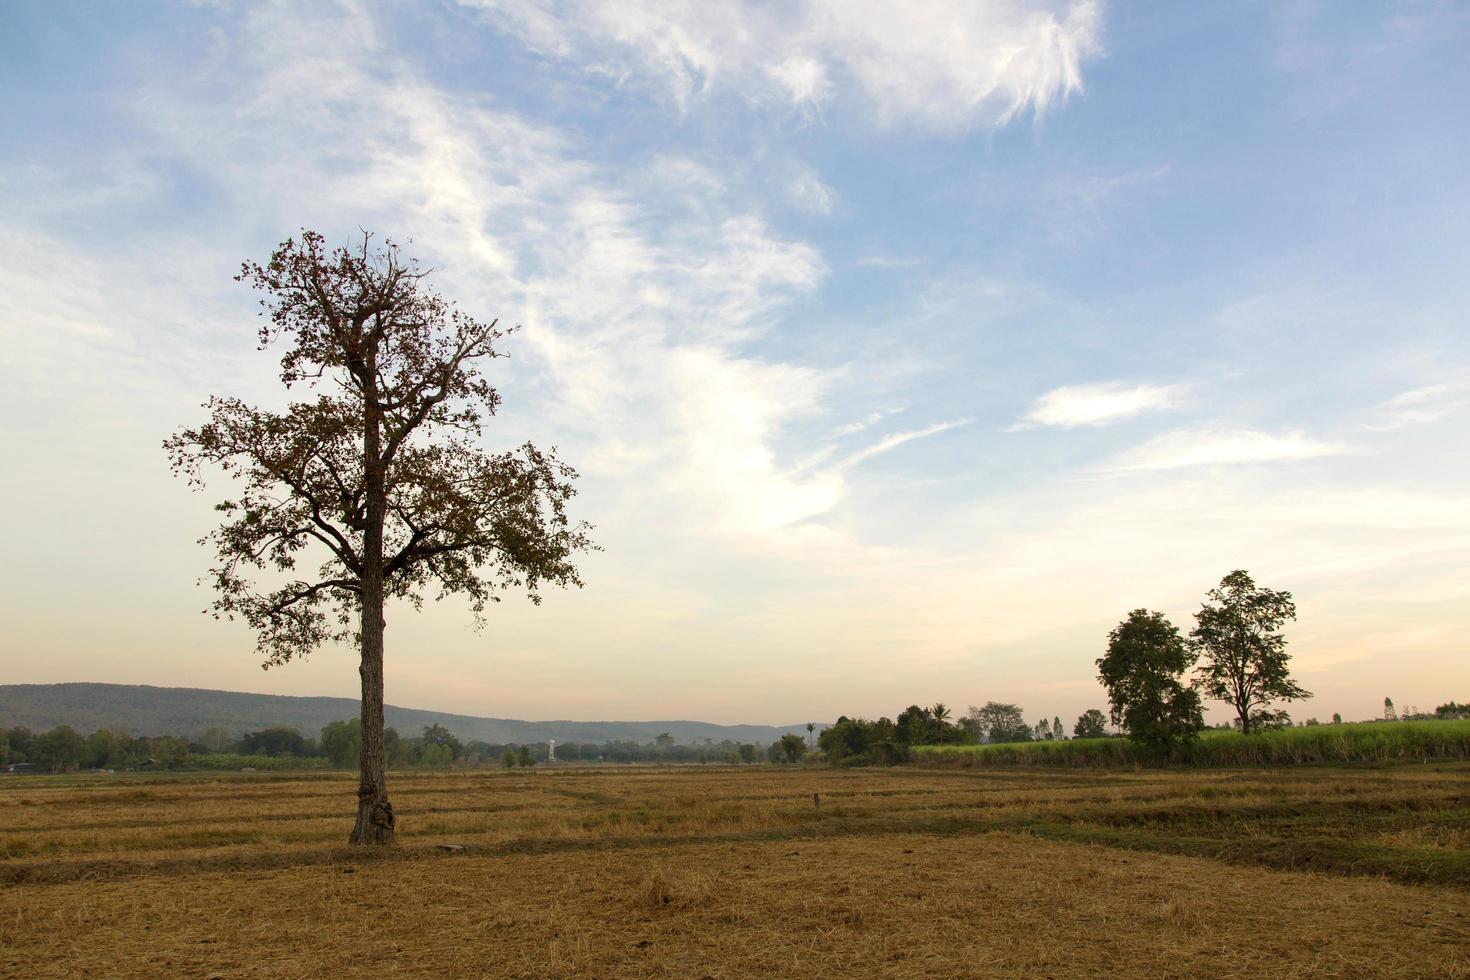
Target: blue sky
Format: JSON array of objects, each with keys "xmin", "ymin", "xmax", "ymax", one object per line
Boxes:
[{"xmin": 2, "ymin": 1, "xmax": 1467, "ymax": 726}]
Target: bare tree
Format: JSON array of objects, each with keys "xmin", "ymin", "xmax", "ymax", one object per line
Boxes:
[{"xmin": 166, "ymin": 231, "xmax": 594, "ymax": 844}]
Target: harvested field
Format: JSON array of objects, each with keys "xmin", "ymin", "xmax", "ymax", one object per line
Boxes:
[{"xmin": 3, "ymin": 763, "xmax": 1468, "ymax": 977}]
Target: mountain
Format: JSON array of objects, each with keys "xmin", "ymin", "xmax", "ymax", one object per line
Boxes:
[{"xmin": 0, "ymin": 683, "xmax": 821, "ymax": 745}]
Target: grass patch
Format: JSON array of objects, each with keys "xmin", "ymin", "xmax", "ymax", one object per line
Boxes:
[{"xmin": 914, "ymin": 720, "xmax": 1470, "ymax": 769}]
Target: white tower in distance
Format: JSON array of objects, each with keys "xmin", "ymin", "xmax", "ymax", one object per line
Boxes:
[{"xmin": 548, "ymin": 739, "xmax": 556, "ymax": 763}]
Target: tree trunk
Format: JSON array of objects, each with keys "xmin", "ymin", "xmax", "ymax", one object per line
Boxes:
[{"xmin": 351, "ymin": 365, "xmax": 395, "ymax": 846}]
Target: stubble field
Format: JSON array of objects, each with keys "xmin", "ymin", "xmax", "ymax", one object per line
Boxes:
[{"xmin": 2, "ymin": 763, "xmax": 1468, "ymax": 977}]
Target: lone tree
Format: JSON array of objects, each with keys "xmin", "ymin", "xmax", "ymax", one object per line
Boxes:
[
  {"xmin": 1097, "ymin": 609, "xmax": 1203, "ymax": 748},
  {"xmin": 1190, "ymin": 570, "xmax": 1308, "ymax": 735},
  {"xmin": 1073, "ymin": 708, "xmax": 1107, "ymax": 739},
  {"xmin": 166, "ymin": 231, "xmax": 593, "ymax": 845}
]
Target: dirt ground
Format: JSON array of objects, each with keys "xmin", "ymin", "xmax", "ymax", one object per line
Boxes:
[{"xmin": 2, "ymin": 764, "xmax": 1467, "ymax": 977}]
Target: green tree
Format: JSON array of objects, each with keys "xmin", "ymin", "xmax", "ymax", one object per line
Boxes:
[
  {"xmin": 778, "ymin": 732, "xmax": 806, "ymax": 763},
  {"xmin": 895, "ymin": 705, "xmax": 930, "ymax": 745},
  {"xmin": 85, "ymin": 730, "xmax": 121, "ymax": 768},
  {"xmin": 421, "ymin": 724, "xmax": 463, "ymax": 761},
  {"xmin": 321, "ymin": 719, "xmax": 362, "ymax": 769},
  {"xmin": 806, "ymin": 722, "xmax": 815, "ymax": 751},
  {"xmin": 240, "ymin": 727, "xmax": 307, "ymax": 757},
  {"xmin": 30, "ymin": 726, "xmax": 86, "ymax": 773},
  {"xmin": 1383, "ymin": 697, "xmax": 1398, "ymax": 721},
  {"xmin": 195, "ymin": 726, "xmax": 235, "ymax": 754},
  {"xmin": 384, "ymin": 727, "xmax": 405, "ymax": 768},
  {"xmin": 1097, "ymin": 609, "xmax": 1203, "ymax": 748},
  {"xmin": 1190, "ymin": 571, "xmax": 1309, "ymax": 734},
  {"xmin": 654, "ymin": 732, "xmax": 675, "ymax": 754},
  {"xmin": 1051, "ymin": 716, "xmax": 1064, "ymax": 741},
  {"xmin": 737, "ymin": 743, "xmax": 758, "ymax": 763},
  {"xmin": 517, "ymin": 745, "xmax": 534, "ymax": 767},
  {"xmin": 1073, "ymin": 709, "xmax": 1108, "ymax": 739},
  {"xmin": 166, "ymin": 232, "xmax": 594, "ymax": 845},
  {"xmin": 930, "ymin": 703, "xmax": 952, "ymax": 744},
  {"xmin": 502, "ymin": 748, "xmax": 517, "ymax": 769},
  {"xmin": 968, "ymin": 702, "xmax": 1029, "ymax": 743}
]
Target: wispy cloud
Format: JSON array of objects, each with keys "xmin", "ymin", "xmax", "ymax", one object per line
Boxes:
[
  {"xmin": 786, "ymin": 166, "xmax": 836, "ymax": 215},
  {"xmin": 1362, "ymin": 384, "xmax": 1461, "ymax": 431},
  {"xmin": 1103, "ymin": 426, "xmax": 1350, "ymax": 472},
  {"xmin": 837, "ymin": 418, "xmax": 973, "ymax": 471},
  {"xmin": 1014, "ymin": 381, "xmax": 1183, "ymax": 429},
  {"xmin": 833, "ymin": 407, "xmax": 904, "ymax": 437},
  {"xmin": 468, "ymin": 0, "xmax": 1103, "ymax": 131}
]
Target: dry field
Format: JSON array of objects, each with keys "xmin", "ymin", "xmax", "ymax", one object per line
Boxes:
[{"xmin": 2, "ymin": 763, "xmax": 1468, "ymax": 977}]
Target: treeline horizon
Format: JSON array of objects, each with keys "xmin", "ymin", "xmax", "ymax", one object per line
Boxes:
[{"xmin": 0, "ymin": 719, "xmax": 814, "ymax": 774}]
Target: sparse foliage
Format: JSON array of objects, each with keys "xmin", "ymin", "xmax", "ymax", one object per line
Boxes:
[
  {"xmin": 1190, "ymin": 571, "xmax": 1308, "ymax": 735},
  {"xmin": 968, "ymin": 702, "xmax": 1031, "ymax": 744},
  {"xmin": 165, "ymin": 231, "xmax": 594, "ymax": 844}
]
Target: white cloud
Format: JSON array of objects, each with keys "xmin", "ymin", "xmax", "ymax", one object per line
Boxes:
[
  {"xmin": 468, "ymin": 0, "xmax": 1104, "ymax": 131},
  {"xmin": 1103, "ymin": 426, "xmax": 1350, "ymax": 472},
  {"xmin": 833, "ymin": 407, "xmax": 905, "ymax": 437},
  {"xmin": 11, "ymin": 1, "xmax": 876, "ymax": 555},
  {"xmin": 786, "ymin": 166, "xmax": 836, "ymax": 215},
  {"xmin": 1015, "ymin": 381, "xmax": 1182, "ymax": 428},
  {"xmin": 837, "ymin": 418, "xmax": 974, "ymax": 471},
  {"xmin": 1362, "ymin": 384, "xmax": 1461, "ymax": 431}
]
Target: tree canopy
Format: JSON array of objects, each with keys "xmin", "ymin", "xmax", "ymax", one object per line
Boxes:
[
  {"xmin": 1097, "ymin": 609, "xmax": 1203, "ymax": 748},
  {"xmin": 1191, "ymin": 570, "xmax": 1308, "ymax": 734},
  {"xmin": 166, "ymin": 231, "xmax": 593, "ymax": 844}
]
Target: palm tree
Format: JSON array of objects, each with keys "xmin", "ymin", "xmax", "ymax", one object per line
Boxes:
[
  {"xmin": 805, "ymin": 722, "xmax": 815, "ymax": 751},
  {"xmin": 930, "ymin": 703, "xmax": 951, "ymax": 744}
]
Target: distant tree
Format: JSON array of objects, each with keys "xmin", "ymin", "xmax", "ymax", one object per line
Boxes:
[
  {"xmin": 805, "ymin": 722, "xmax": 816, "ymax": 751},
  {"xmin": 1435, "ymin": 702, "xmax": 1469, "ymax": 720},
  {"xmin": 1384, "ymin": 697, "xmax": 1398, "ymax": 721},
  {"xmin": 501, "ymin": 748, "xmax": 516, "ymax": 769},
  {"xmin": 384, "ymin": 727, "xmax": 406, "ymax": 768},
  {"xmin": 421, "ymin": 724, "xmax": 463, "ymax": 761},
  {"xmin": 152, "ymin": 736, "xmax": 192, "ymax": 769},
  {"xmin": 970, "ymin": 702, "xmax": 1030, "ymax": 743},
  {"xmin": 517, "ymin": 745, "xmax": 534, "ymax": 767},
  {"xmin": 240, "ymin": 726, "xmax": 308, "ymax": 757},
  {"xmin": 1051, "ymin": 716, "xmax": 1064, "ymax": 741},
  {"xmin": 321, "ymin": 719, "xmax": 362, "ymax": 769},
  {"xmin": 1332, "ymin": 712, "xmax": 1342, "ymax": 724},
  {"xmin": 895, "ymin": 705, "xmax": 930, "ymax": 745},
  {"xmin": 654, "ymin": 732, "xmax": 675, "ymax": 754},
  {"xmin": 30, "ymin": 727, "xmax": 86, "ymax": 773},
  {"xmin": 930, "ymin": 703, "xmax": 952, "ymax": 744},
  {"xmin": 1073, "ymin": 709, "xmax": 1108, "ymax": 739},
  {"xmin": 1098, "ymin": 609, "xmax": 1204, "ymax": 749},
  {"xmin": 165, "ymin": 231, "xmax": 594, "ymax": 845},
  {"xmin": 737, "ymin": 743, "xmax": 759, "ymax": 764},
  {"xmin": 1190, "ymin": 571, "xmax": 1309, "ymax": 735},
  {"xmin": 778, "ymin": 732, "xmax": 806, "ymax": 763},
  {"xmin": 195, "ymin": 726, "xmax": 235, "ymax": 754},
  {"xmin": 6, "ymin": 727, "xmax": 33, "ymax": 763}
]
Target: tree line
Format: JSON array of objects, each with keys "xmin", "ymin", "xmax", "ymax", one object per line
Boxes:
[
  {"xmin": 0, "ymin": 720, "xmax": 809, "ymax": 774},
  {"xmin": 818, "ymin": 702, "xmax": 1108, "ymax": 765}
]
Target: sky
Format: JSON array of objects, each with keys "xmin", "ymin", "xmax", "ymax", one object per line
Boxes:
[{"xmin": 2, "ymin": 0, "xmax": 1468, "ymax": 728}]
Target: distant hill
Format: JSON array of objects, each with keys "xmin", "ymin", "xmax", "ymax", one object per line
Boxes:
[{"xmin": 0, "ymin": 683, "xmax": 822, "ymax": 746}]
